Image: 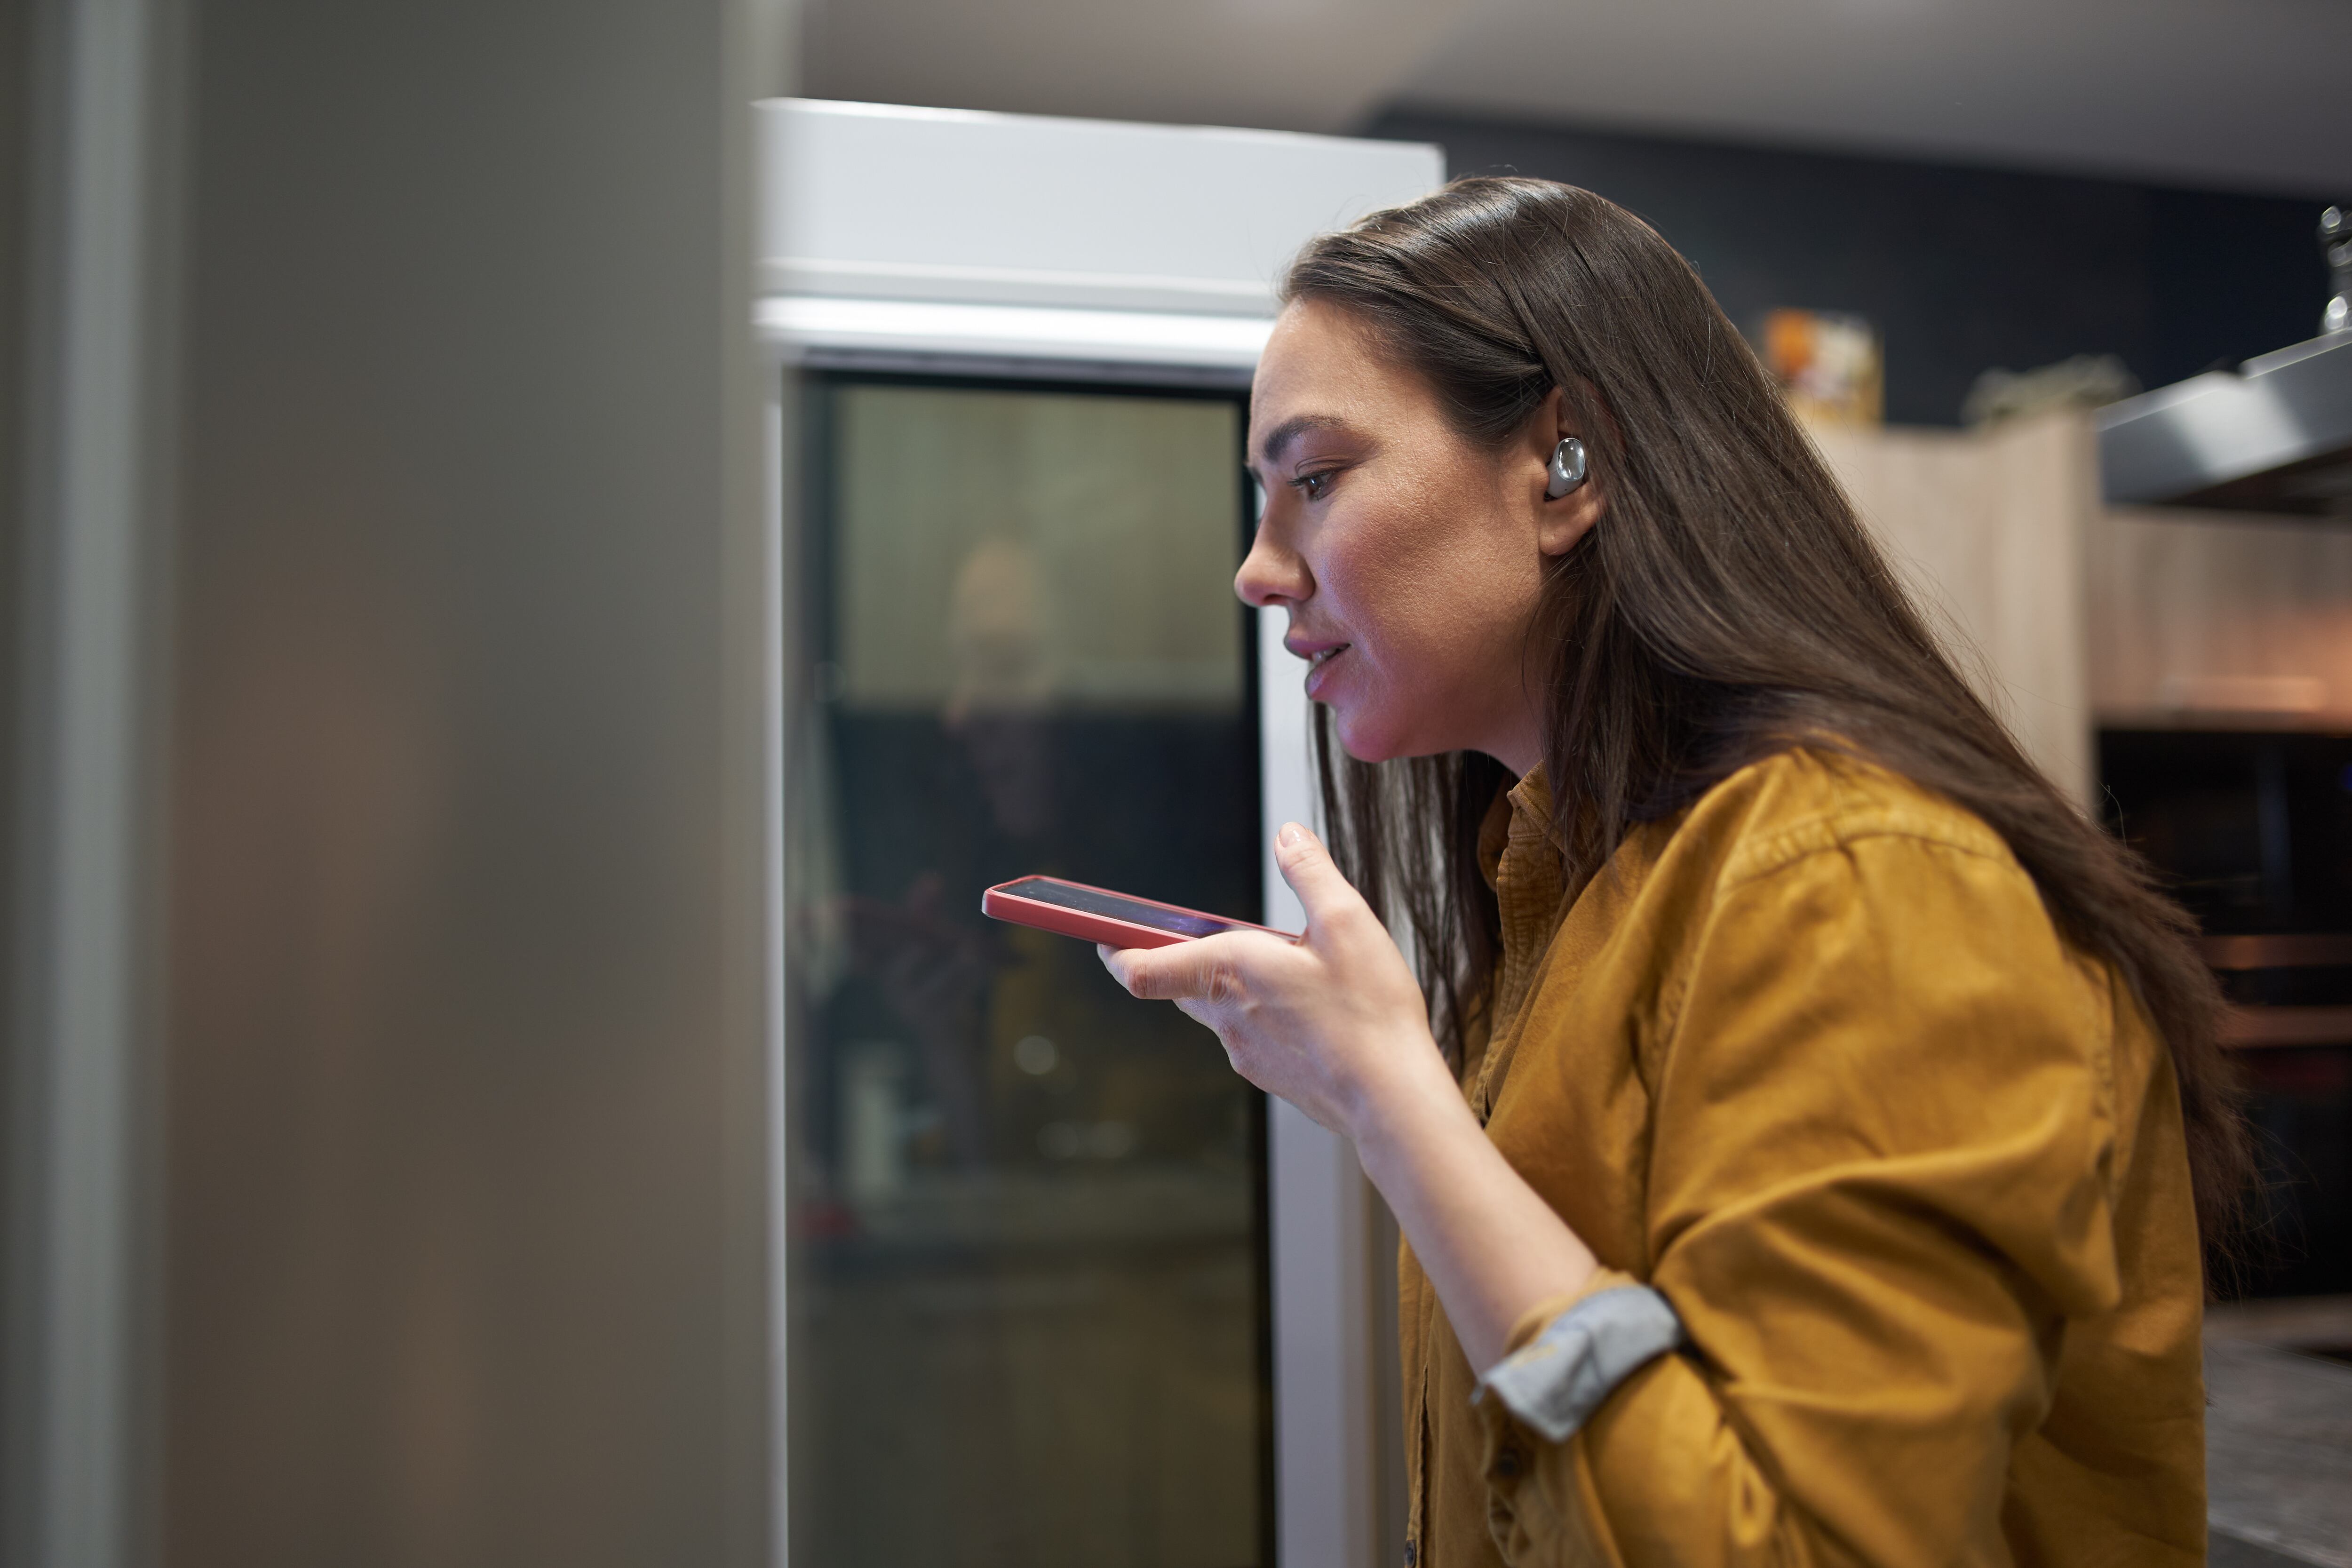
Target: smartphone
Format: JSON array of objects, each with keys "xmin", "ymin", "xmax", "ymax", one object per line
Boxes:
[{"xmin": 981, "ymin": 875, "xmax": 1297, "ymax": 950}]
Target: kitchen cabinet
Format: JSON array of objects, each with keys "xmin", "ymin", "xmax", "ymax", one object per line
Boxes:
[
  {"xmin": 1807, "ymin": 410, "xmax": 2095, "ymax": 803},
  {"xmin": 1811, "ymin": 407, "xmax": 2352, "ymax": 799}
]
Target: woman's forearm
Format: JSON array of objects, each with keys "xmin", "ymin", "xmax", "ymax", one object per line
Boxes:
[{"xmin": 1351, "ymin": 1079, "xmax": 1599, "ymax": 1370}]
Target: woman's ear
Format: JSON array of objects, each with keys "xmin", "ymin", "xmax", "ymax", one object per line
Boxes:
[{"xmin": 1529, "ymin": 386, "xmax": 1604, "ymax": 558}]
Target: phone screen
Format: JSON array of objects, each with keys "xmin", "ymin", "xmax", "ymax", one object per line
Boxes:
[{"xmin": 997, "ymin": 877, "xmax": 1251, "ymax": 939}]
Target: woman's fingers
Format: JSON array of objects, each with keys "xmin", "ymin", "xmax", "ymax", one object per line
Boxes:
[
  {"xmin": 1099, "ymin": 937, "xmax": 1242, "ymax": 1005},
  {"xmin": 1273, "ymin": 822, "xmax": 1364, "ymax": 928}
]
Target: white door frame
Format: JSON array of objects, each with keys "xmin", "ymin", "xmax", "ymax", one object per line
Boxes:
[{"xmin": 1259, "ymin": 603, "xmax": 1387, "ymax": 1568}]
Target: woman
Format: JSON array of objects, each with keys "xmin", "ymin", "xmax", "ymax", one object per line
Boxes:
[{"xmin": 1102, "ymin": 178, "xmax": 2247, "ymax": 1567}]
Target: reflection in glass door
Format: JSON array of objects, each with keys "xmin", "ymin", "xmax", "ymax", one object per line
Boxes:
[{"xmin": 787, "ymin": 374, "xmax": 1268, "ymax": 1567}]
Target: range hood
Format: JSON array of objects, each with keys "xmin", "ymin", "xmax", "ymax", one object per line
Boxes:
[{"xmin": 2097, "ymin": 207, "xmax": 2352, "ymax": 517}]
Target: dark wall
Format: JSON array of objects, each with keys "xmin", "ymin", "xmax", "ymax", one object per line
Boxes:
[{"xmin": 1366, "ymin": 110, "xmax": 2336, "ymax": 428}]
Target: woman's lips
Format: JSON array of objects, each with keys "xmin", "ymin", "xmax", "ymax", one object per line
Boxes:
[{"xmin": 1303, "ymin": 643, "xmax": 1350, "ymax": 700}]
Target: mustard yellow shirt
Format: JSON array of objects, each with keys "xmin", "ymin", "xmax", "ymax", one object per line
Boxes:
[{"xmin": 1401, "ymin": 748, "xmax": 2206, "ymax": 1568}]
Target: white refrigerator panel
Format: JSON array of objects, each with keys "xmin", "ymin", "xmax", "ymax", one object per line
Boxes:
[{"xmin": 759, "ymin": 97, "xmax": 1444, "ymax": 316}]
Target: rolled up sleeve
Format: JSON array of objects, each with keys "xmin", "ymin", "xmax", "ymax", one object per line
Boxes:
[
  {"xmin": 1478, "ymin": 827, "xmax": 2127, "ymax": 1568},
  {"xmin": 1477, "ymin": 1274, "xmax": 1686, "ymax": 1443}
]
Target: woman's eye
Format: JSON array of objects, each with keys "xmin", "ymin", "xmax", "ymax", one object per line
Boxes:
[{"xmin": 1293, "ymin": 470, "xmax": 1335, "ymax": 501}]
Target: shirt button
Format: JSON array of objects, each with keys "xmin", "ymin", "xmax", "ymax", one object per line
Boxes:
[{"xmin": 1403, "ymin": 1542, "xmax": 1417, "ymax": 1568}]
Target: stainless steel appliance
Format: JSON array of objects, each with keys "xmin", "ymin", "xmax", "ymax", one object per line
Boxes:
[{"xmin": 2097, "ymin": 207, "xmax": 2352, "ymax": 517}]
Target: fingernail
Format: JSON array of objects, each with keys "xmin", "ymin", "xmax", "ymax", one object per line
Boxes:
[{"xmin": 1279, "ymin": 822, "xmax": 1305, "ymax": 847}]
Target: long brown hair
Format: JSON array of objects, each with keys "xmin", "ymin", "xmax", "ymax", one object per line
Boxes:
[{"xmin": 1286, "ymin": 176, "xmax": 2249, "ymax": 1253}]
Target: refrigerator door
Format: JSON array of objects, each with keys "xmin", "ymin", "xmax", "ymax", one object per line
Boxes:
[{"xmin": 786, "ymin": 371, "xmax": 1268, "ymax": 1567}]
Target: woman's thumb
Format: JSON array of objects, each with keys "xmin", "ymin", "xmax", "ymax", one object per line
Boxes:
[{"xmin": 1274, "ymin": 822, "xmax": 1357, "ymax": 922}]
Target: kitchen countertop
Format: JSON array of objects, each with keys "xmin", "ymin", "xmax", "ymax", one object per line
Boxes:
[{"xmin": 2204, "ymin": 1298, "xmax": 2352, "ymax": 1567}]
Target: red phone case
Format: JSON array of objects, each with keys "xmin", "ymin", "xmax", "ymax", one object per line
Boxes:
[{"xmin": 981, "ymin": 876, "xmax": 1295, "ymax": 949}]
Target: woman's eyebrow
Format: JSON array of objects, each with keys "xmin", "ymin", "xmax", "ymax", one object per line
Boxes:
[{"xmin": 1255, "ymin": 414, "xmax": 1347, "ymax": 468}]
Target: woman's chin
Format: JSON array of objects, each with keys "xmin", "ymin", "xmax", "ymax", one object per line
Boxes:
[
  {"xmin": 1328, "ymin": 707, "xmax": 1412, "ymax": 765},
  {"xmin": 1328, "ymin": 704, "xmax": 1486, "ymax": 766}
]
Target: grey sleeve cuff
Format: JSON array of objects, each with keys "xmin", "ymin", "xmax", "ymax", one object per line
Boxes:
[{"xmin": 1473, "ymin": 1285, "xmax": 1687, "ymax": 1443}]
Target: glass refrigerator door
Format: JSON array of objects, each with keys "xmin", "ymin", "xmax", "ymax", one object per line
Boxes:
[{"xmin": 786, "ymin": 373, "xmax": 1269, "ymax": 1567}]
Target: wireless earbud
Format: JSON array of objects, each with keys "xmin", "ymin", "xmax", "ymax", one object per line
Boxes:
[{"xmin": 1545, "ymin": 436, "xmax": 1589, "ymax": 499}]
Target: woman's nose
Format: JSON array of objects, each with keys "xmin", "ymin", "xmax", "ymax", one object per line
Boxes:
[{"xmin": 1235, "ymin": 526, "xmax": 1310, "ymax": 610}]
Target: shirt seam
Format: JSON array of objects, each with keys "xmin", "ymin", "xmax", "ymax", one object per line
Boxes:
[
  {"xmin": 1653, "ymin": 823, "xmax": 2045, "ymax": 1067},
  {"xmin": 1716, "ymin": 811, "xmax": 2017, "ymax": 894}
]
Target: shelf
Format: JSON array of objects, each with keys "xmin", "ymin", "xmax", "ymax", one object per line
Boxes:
[{"xmin": 2220, "ymin": 1006, "xmax": 2352, "ymax": 1048}]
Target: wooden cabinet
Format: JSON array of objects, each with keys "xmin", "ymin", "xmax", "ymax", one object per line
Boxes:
[
  {"xmin": 2087, "ymin": 501, "xmax": 2352, "ymax": 729},
  {"xmin": 1808, "ymin": 411, "xmax": 2095, "ymax": 804},
  {"xmin": 1807, "ymin": 408, "xmax": 2352, "ymax": 809}
]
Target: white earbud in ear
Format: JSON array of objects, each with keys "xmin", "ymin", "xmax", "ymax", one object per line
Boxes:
[{"xmin": 1545, "ymin": 436, "xmax": 1589, "ymax": 500}]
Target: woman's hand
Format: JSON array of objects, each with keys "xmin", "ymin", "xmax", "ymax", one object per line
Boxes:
[
  {"xmin": 1098, "ymin": 821, "xmax": 1455, "ymax": 1144},
  {"xmin": 1103, "ymin": 820, "xmax": 1599, "ymax": 1370}
]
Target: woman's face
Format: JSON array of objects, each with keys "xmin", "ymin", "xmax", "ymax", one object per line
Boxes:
[{"xmin": 1237, "ymin": 299, "xmax": 1600, "ymax": 774}]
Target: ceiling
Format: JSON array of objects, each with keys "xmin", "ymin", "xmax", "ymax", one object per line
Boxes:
[{"xmin": 800, "ymin": 0, "xmax": 2352, "ymax": 199}]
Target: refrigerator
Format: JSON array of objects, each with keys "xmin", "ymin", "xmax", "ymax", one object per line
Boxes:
[{"xmin": 758, "ymin": 99, "xmax": 1440, "ymax": 1567}]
